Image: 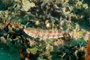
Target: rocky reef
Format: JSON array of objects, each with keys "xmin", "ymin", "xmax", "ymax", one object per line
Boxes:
[{"xmin": 0, "ymin": 0, "xmax": 90, "ymax": 60}]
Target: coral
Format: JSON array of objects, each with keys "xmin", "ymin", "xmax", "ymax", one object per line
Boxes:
[
  {"xmin": 0, "ymin": 19, "xmax": 23, "ymax": 32},
  {"xmin": 21, "ymin": 0, "xmax": 36, "ymax": 11},
  {"xmin": 26, "ymin": 48, "xmax": 37, "ymax": 54},
  {"xmin": 29, "ymin": 39, "xmax": 37, "ymax": 47},
  {"xmin": 0, "ymin": 19, "xmax": 10, "ymax": 29},
  {"xmin": 46, "ymin": 44, "xmax": 53, "ymax": 52},
  {"xmin": 35, "ymin": 21, "xmax": 40, "ymax": 26},
  {"xmin": 53, "ymin": 43, "xmax": 86, "ymax": 60},
  {"xmin": 0, "ymin": 37, "xmax": 7, "ymax": 44},
  {"xmin": 9, "ymin": 20, "xmax": 23, "ymax": 30},
  {"xmin": 46, "ymin": 23, "xmax": 51, "ymax": 28},
  {"xmin": 19, "ymin": 49, "xmax": 30, "ymax": 60},
  {"xmin": 0, "ymin": 0, "xmax": 90, "ymax": 60},
  {"xmin": 0, "ymin": 11, "xmax": 5, "ymax": 18},
  {"xmin": 2, "ymin": 0, "xmax": 14, "ymax": 6},
  {"xmin": 85, "ymin": 38, "xmax": 90, "ymax": 60}
]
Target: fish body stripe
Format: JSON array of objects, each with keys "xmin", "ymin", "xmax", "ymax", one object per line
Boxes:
[{"xmin": 24, "ymin": 28, "xmax": 64, "ymax": 38}]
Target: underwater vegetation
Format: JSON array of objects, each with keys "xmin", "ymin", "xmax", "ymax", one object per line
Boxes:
[{"xmin": 0, "ymin": 0, "xmax": 90, "ymax": 60}]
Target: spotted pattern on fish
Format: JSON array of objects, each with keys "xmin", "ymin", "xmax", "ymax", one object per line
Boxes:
[{"xmin": 24, "ymin": 27, "xmax": 64, "ymax": 38}]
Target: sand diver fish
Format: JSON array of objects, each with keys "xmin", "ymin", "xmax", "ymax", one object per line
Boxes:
[{"xmin": 24, "ymin": 27, "xmax": 64, "ymax": 39}]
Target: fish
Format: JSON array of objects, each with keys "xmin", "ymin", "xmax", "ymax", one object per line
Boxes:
[
  {"xmin": 85, "ymin": 38, "xmax": 90, "ymax": 60},
  {"xmin": 24, "ymin": 27, "xmax": 64, "ymax": 39}
]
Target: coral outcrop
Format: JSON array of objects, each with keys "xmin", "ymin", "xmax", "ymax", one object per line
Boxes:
[{"xmin": 0, "ymin": 0, "xmax": 90, "ymax": 60}]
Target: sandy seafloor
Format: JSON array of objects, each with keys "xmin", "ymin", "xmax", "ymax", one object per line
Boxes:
[{"xmin": 0, "ymin": 48, "xmax": 20, "ymax": 60}]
